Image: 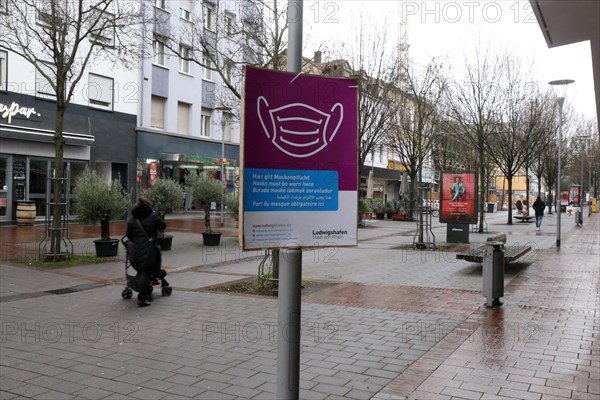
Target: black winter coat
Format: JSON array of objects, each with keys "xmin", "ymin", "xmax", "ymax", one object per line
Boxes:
[
  {"xmin": 532, "ymin": 199, "xmax": 545, "ymax": 216},
  {"xmin": 126, "ymin": 204, "xmax": 167, "ymax": 270}
]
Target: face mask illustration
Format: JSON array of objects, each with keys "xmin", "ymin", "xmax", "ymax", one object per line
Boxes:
[{"xmin": 257, "ymin": 96, "xmax": 343, "ymax": 158}]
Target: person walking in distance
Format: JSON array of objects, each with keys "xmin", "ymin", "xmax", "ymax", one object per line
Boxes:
[{"xmin": 532, "ymin": 196, "xmax": 546, "ymax": 231}]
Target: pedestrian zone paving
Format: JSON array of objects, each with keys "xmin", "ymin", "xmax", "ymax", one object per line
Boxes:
[{"xmin": 1, "ymin": 210, "xmax": 598, "ymax": 399}]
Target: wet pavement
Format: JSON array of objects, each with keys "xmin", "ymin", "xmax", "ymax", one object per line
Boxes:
[{"xmin": 0, "ymin": 210, "xmax": 598, "ymax": 399}]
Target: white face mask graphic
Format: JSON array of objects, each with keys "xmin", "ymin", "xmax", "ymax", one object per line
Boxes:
[{"xmin": 257, "ymin": 96, "xmax": 343, "ymax": 158}]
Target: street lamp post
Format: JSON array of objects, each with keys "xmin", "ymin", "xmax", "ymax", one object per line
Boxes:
[
  {"xmin": 549, "ymin": 79, "xmax": 574, "ymax": 248},
  {"xmin": 578, "ymin": 136, "xmax": 589, "ymax": 224}
]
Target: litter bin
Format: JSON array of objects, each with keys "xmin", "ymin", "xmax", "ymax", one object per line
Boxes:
[
  {"xmin": 487, "ymin": 202, "xmax": 495, "ymax": 213},
  {"xmin": 575, "ymin": 210, "xmax": 582, "ymax": 225},
  {"xmin": 483, "ymin": 242, "xmax": 504, "ymax": 307}
]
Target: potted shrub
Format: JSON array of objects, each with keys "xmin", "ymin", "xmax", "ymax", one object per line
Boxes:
[
  {"xmin": 74, "ymin": 170, "xmax": 131, "ymax": 257},
  {"xmin": 224, "ymin": 192, "xmax": 240, "ymax": 227},
  {"xmin": 189, "ymin": 174, "xmax": 225, "ymax": 246},
  {"xmin": 373, "ymin": 200, "xmax": 385, "ymax": 220},
  {"xmin": 358, "ymin": 198, "xmax": 370, "ymax": 226},
  {"xmin": 144, "ymin": 177, "xmax": 183, "ymax": 251},
  {"xmin": 385, "ymin": 201, "xmax": 395, "ymax": 219}
]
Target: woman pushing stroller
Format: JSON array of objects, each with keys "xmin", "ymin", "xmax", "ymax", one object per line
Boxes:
[{"xmin": 126, "ymin": 196, "xmax": 167, "ymax": 307}]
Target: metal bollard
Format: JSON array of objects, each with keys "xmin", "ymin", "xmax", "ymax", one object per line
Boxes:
[{"xmin": 483, "ymin": 242, "xmax": 504, "ymax": 307}]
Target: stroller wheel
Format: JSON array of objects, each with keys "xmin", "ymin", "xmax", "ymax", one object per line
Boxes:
[
  {"xmin": 122, "ymin": 288, "xmax": 133, "ymax": 299},
  {"xmin": 161, "ymin": 286, "xmax": 172, "ymax": 296}
]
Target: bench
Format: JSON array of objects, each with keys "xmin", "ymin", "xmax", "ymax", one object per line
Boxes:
[
  {"xmin": 456, "ymin": 233, "xmax": 532, "ymax": 264},
  {"xmin": 514, "ymin": 215, "xmax": 533, "ymax": 223}
]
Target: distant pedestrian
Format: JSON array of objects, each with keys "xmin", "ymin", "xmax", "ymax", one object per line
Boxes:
[
  {"xmin": 532, "ymin": 196, "xmax": 546, "ymax": 231},
  {"xmin": 516, "ymin": 199, "xmax": 523, "ymax": 214}
]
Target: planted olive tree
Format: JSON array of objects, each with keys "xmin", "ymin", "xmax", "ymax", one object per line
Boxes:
[{"xmin": 74, "ymin": 170, "xmax": 130, "ymax": 241}]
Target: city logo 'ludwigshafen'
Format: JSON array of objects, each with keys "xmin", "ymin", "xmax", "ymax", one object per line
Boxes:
[{"xmin": 257, "ymin": 96, "xmax": 343, "ymax": 158}]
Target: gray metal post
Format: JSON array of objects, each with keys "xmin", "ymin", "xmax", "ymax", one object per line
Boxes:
[
  {"xmin": 556, "ymin": 97, "xmax": 564, "ymax": 247},
  {"xmin": 276, "ymin": 249, "xmax": 302, "ymax": 399},
  {"xmin": 277, "ymin": 2, "xmax": 303, "ymax": 399}
]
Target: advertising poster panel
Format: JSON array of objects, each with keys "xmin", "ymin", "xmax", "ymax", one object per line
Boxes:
[
  {"xmin": 571, "ymin": 185, "xmax": 581, "ymax": 205},
  {"xmin": 440, "ymin": 171, "xmax": 478, "ymax": 223},
  {"xmin": 241, "ymin": 66, "xmax": 359, "ymax": 250}
]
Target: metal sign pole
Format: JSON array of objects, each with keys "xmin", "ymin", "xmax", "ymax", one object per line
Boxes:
[{"xmin": 277, "ymin": 1, "xmax": 303, "ymax": 399}]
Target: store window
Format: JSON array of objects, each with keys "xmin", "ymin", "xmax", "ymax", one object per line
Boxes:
[{"xmin": 28, "ymin": 159, "xmax": 86, "ymax": 217}]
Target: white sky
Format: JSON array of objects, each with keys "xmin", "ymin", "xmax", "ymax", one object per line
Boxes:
[{"xmin": 303, "ymin": 0, "xmax": 597, "ymax": 121}]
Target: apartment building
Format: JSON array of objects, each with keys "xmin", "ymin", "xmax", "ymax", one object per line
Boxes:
[{"xmin": 0, "ymin": 0, "xmax": 251, "ymax": 224}]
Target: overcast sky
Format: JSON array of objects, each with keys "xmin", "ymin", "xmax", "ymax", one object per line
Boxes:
[{"xmin": 303, "ymin": 0, "xmax": 597, "ymax": 122}]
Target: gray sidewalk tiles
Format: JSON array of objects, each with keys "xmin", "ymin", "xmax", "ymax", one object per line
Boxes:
[{"xmin": 1, "ymin": 287, "xmax": 461, "ymax": 399}]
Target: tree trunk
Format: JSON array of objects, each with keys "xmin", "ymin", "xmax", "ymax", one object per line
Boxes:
[
  {"xmin": 525, "ymin": 166, "xmax": 530, "ymax": 208},
  {"xmin": 417, "ymin": 168, "xmax": 423, "ymax": 243},
  {"xmin": 204, "ymin": 205, "xmax": 211, "ymax": 232},
  {"xmin": 547, "ymin": 191, "xmax": 553, "ymax": 214},
  {"xmin": 51, "ymin": 103, "xmax": 66, "ymax": 256},
  {"xmin": 478, "ymin": 147, "xmax": 485, "ymax": 233},
  {"xmin": 507, "ymin": 177, "xmax": 513, "ymax": 225},
  {"xmin": 100, "ymin": 218, "xmax": 110, "ymax": 241}
]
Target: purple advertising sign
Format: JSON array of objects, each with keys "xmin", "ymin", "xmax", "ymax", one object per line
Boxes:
[{"xmin": 242, "ymin": 66, "xmax": 359, "ymax": 250}]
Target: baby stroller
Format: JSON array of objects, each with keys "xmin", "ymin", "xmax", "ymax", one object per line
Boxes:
[{"xmin": 120, "ymin": 236, "xmax": 172, "ymax": 300}]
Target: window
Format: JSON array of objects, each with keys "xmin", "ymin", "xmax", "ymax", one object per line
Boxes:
[
  {"xmin": 87, "ymin": 73, "xmax": 113, "ymax": 110},
  {"xmin": 200, "ymin": 110, "xmax": 211, "ymax": 137},
  {"xmin": 225, "ymin": 13, "xmax": 235, "ymax": 35},
  {"xmin": 0, "ymin": 0, "xmax": 7, "ymax": 15},
  {"xmin": 179, "ymin": 44, "xmax": 191, "ymax": 74},
  {"xmin": 224, "ymin": 60, "xmax": 233, "ymax": 83},
  {"xmin": 379, "ymin": 144, "xmax": 384, "ymax": 163},
  {"xmin": 35, "ymin": 61, "xmax": 56, "ymax": 99},
  {"xmin": 179, "ymin": 0, "xmax": 192, "ymax": 20},
  {"xmin": 202, "ymin": 53, "xmax": 213, "ymax": 81},
  {"xmin": 155, "ymin": 0, "xmax": 166, "ymax": 9},
  {"xmin": 0, "ymin": 51, "xmax": 6, "ymax": 91},
  {"xmin": 36, "ymin": 9, "xmax": 54, "ymax": 30},
  {"xmin": 151, "ymin": 96, "xmax": 166, "ymax": 129},
  {"xmin": 223, "ymin": 112, "xmax": 232, "ymax": 142},
  {"xmin": 203, "ymin": 4, "xmax": 215, "ymax": 30},
  {"xmin": 153, "ymin": 36, "xmax": 167, "ymax": 66},
  {"xmin": 177, "ymin": 102, "xmax": 190, "ymax": 134},
  {"xmin": 90, "ymin": 9, "xmax": 115, "ymax": 47}
]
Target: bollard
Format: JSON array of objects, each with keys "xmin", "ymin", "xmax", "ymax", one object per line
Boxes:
[{"xmin": 483, "ymin": 242, "xmax": 504, "ymax": 307}]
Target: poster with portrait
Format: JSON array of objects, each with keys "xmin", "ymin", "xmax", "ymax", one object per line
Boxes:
[{"xmin": 440, "ymin": 171, "xmax": 478, "ymax": 224}]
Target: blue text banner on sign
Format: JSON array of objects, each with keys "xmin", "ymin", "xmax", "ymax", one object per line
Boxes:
[{"xmin": 244, "ymin": 168, "xmax": 338, "ymax": 212}]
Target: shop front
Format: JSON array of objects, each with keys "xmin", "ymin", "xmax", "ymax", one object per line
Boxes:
[
  {"xmin": 0, "ymin": 92, "xmax": 137, "ymax": 225},
  {"xmin": 136, "ymin": 131, "xmax": 240, "ymax": 206}
]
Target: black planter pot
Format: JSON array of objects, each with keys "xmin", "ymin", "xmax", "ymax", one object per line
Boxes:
[
  {"xmin": 202, "ymin": 232, "xmax": 222, "ymax": 246},
  {"xmin": 375, "ymin": 212, "xmax": 385, "ymax": 220},
  {"xmin": 155, "ymin": 235, "xmax": 173, "ymax": 251},
  {"xmin": 94, "ymin": 239, "xmax": 119, "ymax": 257}
]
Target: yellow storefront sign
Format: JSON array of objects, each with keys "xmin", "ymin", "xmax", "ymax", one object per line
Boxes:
[{"xmin": 387, "ymin": 160, "xmax": 407, "ymax": 171}]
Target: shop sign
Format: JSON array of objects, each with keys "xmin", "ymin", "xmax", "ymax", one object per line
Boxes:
[
  {"xmin": 241, "ymin": 66, "xmax": 359, "ymax": 250},
  {"xmin": 387, "ymin": 160, "xmax": 407, "ymax": 171},
  {"xmin": 0, "ymin": 101, "xmax": 41, "ymax": 124}
]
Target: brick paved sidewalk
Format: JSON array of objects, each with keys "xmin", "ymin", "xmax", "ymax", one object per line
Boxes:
[
  {"xmin": 0, "ymin": 212, "xmax": 597, "ymax": 399},
  {"xmin": 374, "ymin": 213, "xmax": 600, "ymax": 400}
]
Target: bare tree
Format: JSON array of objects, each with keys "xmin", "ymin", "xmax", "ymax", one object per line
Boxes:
[
  {"xmin": 0, "ymin": 0, "xmax": 146, "ymax": 259},
  {"xmin": 446, "ymin": 48, "xmax": 504, "ymax": 232},
  {"xmin": 486, "ymin": 57, "xmax": 552, "ymax": 224},
  {"xmin": 387, "ymin": 58, "xmax": 446, "ymax": 225}
]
